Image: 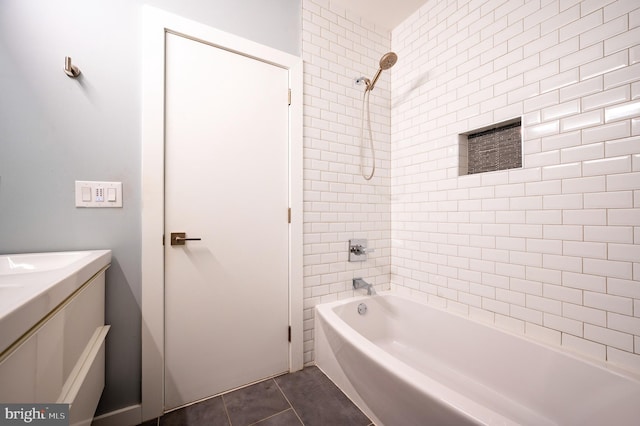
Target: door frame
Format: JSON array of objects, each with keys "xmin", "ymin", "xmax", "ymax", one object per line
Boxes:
[{"xmin": 140, "ymin": 6, "xmax": 303, "ymax": 422}]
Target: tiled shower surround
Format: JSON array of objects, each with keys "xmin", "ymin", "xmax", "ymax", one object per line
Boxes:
[
  {"xmin": 303, "ymin": 0, "xmax": 640, "ymax": 372},
  {"xmin": 302, "ymin": 0, "xmax": 392, "ymax": 363}
]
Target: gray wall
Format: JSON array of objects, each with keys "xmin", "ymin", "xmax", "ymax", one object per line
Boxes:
[{"xmin": 0, "ymin": 0, "xmax": 300, "ymax": 415}]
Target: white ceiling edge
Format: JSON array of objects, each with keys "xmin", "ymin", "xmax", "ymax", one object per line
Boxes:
[{"xmin": 329, "ymin": 0, "xmax": 427, "ymax": 31}]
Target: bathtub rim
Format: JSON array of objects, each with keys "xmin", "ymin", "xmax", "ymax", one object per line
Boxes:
[{"xmin": 315, "ymin": 290, "xmax": 640, "ymax": 385}]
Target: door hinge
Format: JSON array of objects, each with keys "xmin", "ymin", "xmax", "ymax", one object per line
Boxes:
[
  {"xmin": 288, "ymin": 207, "xmax": 291, "ymax": 223},
  {"xmin": 162, "ymin": 234, "xmax": 165, "ymax": 246},
  {"xmin": 288, "ymin": 88, "xmax": 291, "ymax": 106},
  {"xmin": 288, "ymin": 326, "xmax": 291, "ymax": 342}
]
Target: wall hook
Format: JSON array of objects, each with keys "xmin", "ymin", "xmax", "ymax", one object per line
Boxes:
[{"xmin": 64, "ymin": 56, "xmax": 81, "ymax": 78}]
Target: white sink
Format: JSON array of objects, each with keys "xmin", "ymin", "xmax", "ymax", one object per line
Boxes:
[
  {"xmin": 0, "ymin": 252, "xmax": 93, "ymax": 275},
  {"xmin": 0, "ymin": 250, "xmax": 111, "ymax": 355}
]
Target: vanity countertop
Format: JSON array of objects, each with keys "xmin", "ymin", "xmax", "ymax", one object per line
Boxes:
[{"xmin": 0, "ymin": 250, "xmax": 111, "ymax": 355}]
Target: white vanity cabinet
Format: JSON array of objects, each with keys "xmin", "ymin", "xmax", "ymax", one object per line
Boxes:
[{"xmin": 0, "ymin": 250, "xmax": 111, "ymax": 426}]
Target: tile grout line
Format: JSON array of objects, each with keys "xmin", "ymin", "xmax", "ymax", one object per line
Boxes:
[
  {"xmin": 273, "ymin": 377, "xmax": 306, "ymax": 426},
  {"xmin": 220, "ymin": 393, "xmax": 234, "ymax": 426},
  {"xmin": 247, "ymin": 408, "xmax": 297, "ymax": 426}
]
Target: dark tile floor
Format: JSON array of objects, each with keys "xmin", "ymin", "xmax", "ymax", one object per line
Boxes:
[{"xmin": 139, "ymin": 366, "xmax": 372, "ymax": 426}]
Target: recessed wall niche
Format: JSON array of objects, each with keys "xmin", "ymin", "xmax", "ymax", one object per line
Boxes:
[{"xmin": 459, "ymin": 118, "xmax": 522, "ymax": 176}]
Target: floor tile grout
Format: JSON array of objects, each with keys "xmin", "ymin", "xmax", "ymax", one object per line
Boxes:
[
  {"xmin": 220, "ymin": 393, "xmax": 233, "ymax": 426},
  {"xmin": 227, "ymin": 378, "xmax": 296, "ymax": 426},
  {"xmin": 273, "ymin": 377, "xmax": 306, "ymax": 426},
  {"xmin": 246, "ymin": 407, "xmax": 295, "ymax": 426}
]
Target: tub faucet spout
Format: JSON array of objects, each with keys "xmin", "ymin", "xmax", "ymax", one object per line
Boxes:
[{"xmin": 353, "ymin": 278, "xmax": 376, "ymax": 295}]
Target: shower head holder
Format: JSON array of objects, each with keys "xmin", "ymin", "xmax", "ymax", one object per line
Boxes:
[{"xmin": 355, "ymin": 76, "xmax": 370, "ymax": 86}]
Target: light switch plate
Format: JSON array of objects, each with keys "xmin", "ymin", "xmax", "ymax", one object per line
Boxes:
[{"xmin": 75, "ymin": 181, "xmax": 123, "ymax": 208}]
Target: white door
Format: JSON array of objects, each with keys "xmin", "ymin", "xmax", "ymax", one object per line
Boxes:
[{"xmin": 163, "ymin": 32, "xmax": 290, "ymax": 410}]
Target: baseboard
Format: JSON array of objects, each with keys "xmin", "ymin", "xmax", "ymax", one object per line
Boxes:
[{"xmin": 91, "ymin": 404, "xmax": 142, "ymax": 426}]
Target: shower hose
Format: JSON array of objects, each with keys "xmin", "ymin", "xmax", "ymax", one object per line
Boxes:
[{"xmin": 360, "ymin": 88, "xmax": 375, "ymax": 181}]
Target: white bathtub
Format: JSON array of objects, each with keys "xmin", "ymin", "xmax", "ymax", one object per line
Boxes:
[{"xmin": 315, "ymin": 293, "xmax": 640, "ymax": 426}]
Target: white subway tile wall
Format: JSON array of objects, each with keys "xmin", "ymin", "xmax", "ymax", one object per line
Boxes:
[
  {"xmin": 302, "ymin": 0, "xmax": 392, "ymax": 363},
  {"xmin": 391, "ymin": 0, "xmax": 640, "ymax": 372},
  {"xmin": 302, "ymin": 0, "xmax": 640, "ymax": 372}
]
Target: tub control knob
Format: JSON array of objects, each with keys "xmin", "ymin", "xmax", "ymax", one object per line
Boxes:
[
  {"xmin": 349, "ymin": 239, "xmax": 373, "ymax": 262},
  {"xmin": 350, "ymin": 245, "xmax": 364, "ymax": 254}
]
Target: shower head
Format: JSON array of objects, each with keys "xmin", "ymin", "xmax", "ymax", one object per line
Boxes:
[
  {"xmin": 379, "ymin": 52, "xmax": 398, "ymax": 70},
  {"xmin": 367, "ymin": 51, "xmax": 398, "ymax": 91}
]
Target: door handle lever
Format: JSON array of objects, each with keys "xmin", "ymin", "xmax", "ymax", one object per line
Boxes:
[{"xmin": 171, "ymin": 232, "xmax": 202, "ymax": 246}]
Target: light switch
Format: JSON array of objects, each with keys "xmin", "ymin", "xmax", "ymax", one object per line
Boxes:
[
  {"xmin": 75, "ymin": 181, "xmax": 123, "ymax": 208},
  {"xmin": 107, "ymin": 188, "xmax": 117, "ymax": 202},
  {"xmin": 81, "ymin": 186, "xmax": 92, "ymax": 202}
]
